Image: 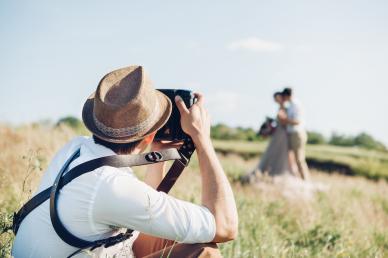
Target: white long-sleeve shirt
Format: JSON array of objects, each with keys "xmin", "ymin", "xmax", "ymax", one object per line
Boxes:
[
  {"xmin": 286, "ymin": 99, "xmax": 306, "ymax": 133},
  {"xmin": 12, "ymin": 136, "xmax": 216, "ymax": 258}
]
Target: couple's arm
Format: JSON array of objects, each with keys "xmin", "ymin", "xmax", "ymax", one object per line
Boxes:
[
  {"xmin": 285, "ymin": 118, "xmax": 300, "ymax": 125},
  {"xmin": 278, "ymin": 109, "xmax": 300, "ymax": 125}
]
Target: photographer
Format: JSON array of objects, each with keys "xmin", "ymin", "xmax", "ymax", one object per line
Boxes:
[{"xmin": 12, "ymin": 66, "xmax": 238, "ymax": 258}]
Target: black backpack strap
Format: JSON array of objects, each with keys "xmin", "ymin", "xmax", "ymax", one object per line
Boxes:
[
  {"xmin": 12, "ymin": 147, "xmax": 182, "ymax": 234},
  {"xmin": 50, "ymin": 148, "xmax": 133, "ymax": 250}
]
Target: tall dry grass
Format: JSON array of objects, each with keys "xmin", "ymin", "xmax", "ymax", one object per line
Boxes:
[
  {"xmin": 0, "ymin": 124, "xmax": 75, "ymax": 257},
  {"xmin": 0, "ymin": 124, "xmax": 75, "ymax": 210}
]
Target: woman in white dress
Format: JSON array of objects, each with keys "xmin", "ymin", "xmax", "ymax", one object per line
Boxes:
[{"xmin": 242, "ymin": 92, "xmax": 292, "ymax": 183}]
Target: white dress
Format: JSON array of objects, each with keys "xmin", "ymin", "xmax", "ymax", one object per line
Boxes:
[{"xmin": 254, "ymin": 108, "xmax": 291, "ymax": 176}]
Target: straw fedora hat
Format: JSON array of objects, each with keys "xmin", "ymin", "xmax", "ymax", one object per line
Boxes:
[{"xmin": 82, "ymin": 66, "xmax": 172, "ymax": 143}]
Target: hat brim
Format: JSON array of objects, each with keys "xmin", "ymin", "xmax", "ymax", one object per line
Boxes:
[{"xmin": 82, "ymin": 90, "xmax": 172, "ymax": 143}]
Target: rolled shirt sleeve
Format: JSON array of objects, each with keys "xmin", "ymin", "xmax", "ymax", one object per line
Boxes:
[{"xmin": 92, "ymin": 168, "xmax": 216, "ymax": 244}]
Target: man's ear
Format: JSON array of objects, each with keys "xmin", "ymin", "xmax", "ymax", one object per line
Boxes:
[{"xmin": 143, "ymin": 132, "xmax": 156, "ymax": 145}]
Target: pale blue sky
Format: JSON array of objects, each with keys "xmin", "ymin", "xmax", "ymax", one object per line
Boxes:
[{"xmin": 1, "ymin": 0, "xmax": 387, "ymax": 143}]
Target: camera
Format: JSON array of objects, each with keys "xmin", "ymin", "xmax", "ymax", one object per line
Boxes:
[{"xmin": 155, "ymin": 89, "xmax": 196, "ymax": 141}]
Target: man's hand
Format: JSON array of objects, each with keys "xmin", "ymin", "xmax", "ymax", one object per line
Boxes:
[{"xmin": 175, "ymin": 93, "xmax": 210, "ymax": 143}]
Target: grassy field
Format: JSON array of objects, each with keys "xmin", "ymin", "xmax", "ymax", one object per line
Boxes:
[
  {"xmin": 0, "ymin": 125, "xmax": 387, "ymax": 257},
  {"xmin": 213, "ymin": 140, "xmax": 388, "ymax": 181}
]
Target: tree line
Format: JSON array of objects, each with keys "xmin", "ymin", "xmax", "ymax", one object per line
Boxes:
[
  {"xmin": 56, "ymin": 117, "xmax": 386, "ymax": 152},
  {"xmin": 211, "ymin": 123, "xmax": 386, "ymax": 151}
]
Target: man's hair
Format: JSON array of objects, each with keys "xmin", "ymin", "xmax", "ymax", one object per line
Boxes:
[
  {"xmin": 273, "ymin": 92, "xmax": 282, "ymax": 99},
  {"xmin": 93, "ymin": 135, "xmax": 142, "ymax": 154},
  {"xmin": 282, "ymin": 87, "xmax": 293, "ymax": 97}
]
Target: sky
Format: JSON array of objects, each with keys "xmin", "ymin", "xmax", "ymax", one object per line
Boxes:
[{"xmin": 1, "ymin": 0, "xmax": 387, "ymax": 143}]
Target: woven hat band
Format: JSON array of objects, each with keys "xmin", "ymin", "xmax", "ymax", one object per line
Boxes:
[{"xmin": 92, "ymin": 100, "xmax": 159, "ymax": 138}]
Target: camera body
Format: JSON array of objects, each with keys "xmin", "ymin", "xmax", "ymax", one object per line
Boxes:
[{"xmin": 155, "ymin": 89, "xmax": 196, "ymax": 141}]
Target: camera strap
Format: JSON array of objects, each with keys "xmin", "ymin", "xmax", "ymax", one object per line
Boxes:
[
  {"xmin": 12, "ymin": 139, "xmax": 195, "ymax": 256},
  {"xmin": 157, "ymin": 137, "xmax": 195, "ymax": 192}
]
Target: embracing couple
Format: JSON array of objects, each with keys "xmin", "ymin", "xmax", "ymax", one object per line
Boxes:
[{"xmin": 251, "ymin": 88, "xmax": 310, "ymax": 180}]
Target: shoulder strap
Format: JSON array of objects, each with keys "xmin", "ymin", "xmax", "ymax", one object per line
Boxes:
[
  {"xmin": 12, "ymin": 148, "xmax": 182, "ymax": 234},
  {"xmin": 51, "ymin": 140, "xmax": 194, "ymax": 252}
]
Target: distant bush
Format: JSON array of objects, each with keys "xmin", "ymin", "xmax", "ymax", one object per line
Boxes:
[
  {"xmin": 236, "ymin": 127, "xmax": 261, "ymax": 141},
  {"xmin": 329, "ymin": 132, "xmax": 386, "ymax": 151},
  {"xmin": 31, "ymin": 119, "xmax": 53, "ymax": 128},
  {"xmin": 56, "ymin": 116, "xmax": 89, "ymax": 135},
  {"xmin": 353, "ymin": 133, "xmax": 386, "ymax": 151},
  {"xmin": 211, "ymin": 123, "xmax": 262, "ymax": 141},
  {"xmin": 307, "ymin": 131, "xmax": 326, "ymax": 145},
  {"xmin": 329, "ymin": 133, "xmax": 355, "ymax": 147}
]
